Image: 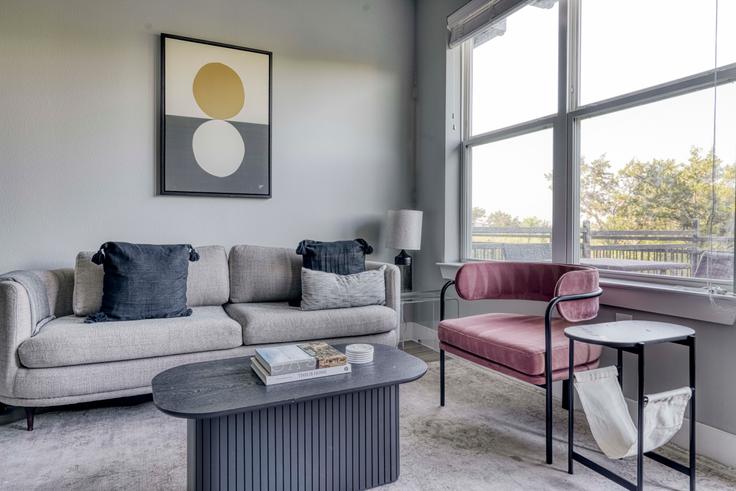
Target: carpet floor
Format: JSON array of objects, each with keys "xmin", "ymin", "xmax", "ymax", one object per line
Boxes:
[{"xmin": 1, "ymin": 357, "xmax": 734, "ymax": 490}]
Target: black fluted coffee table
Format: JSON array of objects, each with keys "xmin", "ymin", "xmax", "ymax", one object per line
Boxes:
[{"xmin": 152, "ymin": 343, "xmax": 427, "ymax": 491}]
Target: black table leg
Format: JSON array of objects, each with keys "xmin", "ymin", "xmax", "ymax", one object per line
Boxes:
[
  {"xmin": 617, "ymin": 348, "xmax": 623, "ymax": 388},
  {"xmin": 689, "ymin": 335, "xmax": 696, "ymax": 491},
  {"xmin": 637, "ymin": 343, "xmax": 645, "ymax": 491},
  {"xmin": 568, "ymin": 338, "xmax": 574, "ymax": 475},
  {"xmin": 440, "ymin": 349, "xmax": 445, "ymax": 407}
]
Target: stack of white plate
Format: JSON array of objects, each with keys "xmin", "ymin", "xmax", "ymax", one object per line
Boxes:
[{"xmin": 346, "ymin": 344, "xmax": 374, "ymax": 364}]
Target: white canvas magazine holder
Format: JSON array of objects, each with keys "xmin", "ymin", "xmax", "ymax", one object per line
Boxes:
[{"xmin": 574, "ymin": 366, "xmax": 691, "ymax": 459}]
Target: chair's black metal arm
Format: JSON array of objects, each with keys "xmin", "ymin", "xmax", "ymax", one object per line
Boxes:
[
  {"xmin": 544, "ymin": 288, "xmax": 604, "ymax": 380},
  {"xmin": 544, "ymin": 288, "xmax": 604, "ymax": 325},
  {"xmin": 440, "ymin": 280, "xmax": 456, "ymax": 321}
]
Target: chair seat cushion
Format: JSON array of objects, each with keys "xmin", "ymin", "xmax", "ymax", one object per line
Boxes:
[
  {"xmin": 225, "ymin": 302, "xmax": 397, "ymax": 345},
  {"xmin": 18, "ymin": 306, "xmax": 243, "ymax": 368},
  {"xmin": 438, "ymin": 313, "xmax": 601, "ymax": 377}
]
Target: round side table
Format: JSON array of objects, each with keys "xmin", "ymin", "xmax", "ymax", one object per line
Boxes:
[{"xmin": 564, "ymin": 321, "xmax": 696, "ymax": 491}]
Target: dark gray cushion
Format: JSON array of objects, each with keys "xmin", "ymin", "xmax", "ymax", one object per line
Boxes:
[
  {"xmin": 300, "ymin": 266, "xmax": 386, "ymax": 311},
  {"xmin": 86, "ymin": 242, "xmax": 198, "ymax": 323},
  {"xmin": 225, "ymin": 302, "xmax": 397, "ymax": 345},
  {"xmin": 296, "ymin": 239, "xmax": 373, "ymax": 275}
]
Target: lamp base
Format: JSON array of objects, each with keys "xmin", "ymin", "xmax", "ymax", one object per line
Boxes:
[{"xmin": 394, "ymin": 250, "xmax": 413, "ymax": 291}]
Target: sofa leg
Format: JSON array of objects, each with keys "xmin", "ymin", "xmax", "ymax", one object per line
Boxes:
[
  {"xmin": 24, "ymin": 407, "xmax": 35, "ymax": 431},
  {"xmin": 440, "ymin": 349, "xmax": 446, "ymax": 407}
]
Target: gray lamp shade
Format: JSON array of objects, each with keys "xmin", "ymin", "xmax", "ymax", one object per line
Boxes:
[{"xmin": 385, "ymin": 209, "xmax": 423, "ymax": 251}]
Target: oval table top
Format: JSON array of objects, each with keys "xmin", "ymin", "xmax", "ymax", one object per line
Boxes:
[
  {"xmin": 564, "ymin": 320, "xmax": 694, "ymax": 348},
  {"xmin": 152, "ymin": 343, "xmax": 427, "ymax": 419}
]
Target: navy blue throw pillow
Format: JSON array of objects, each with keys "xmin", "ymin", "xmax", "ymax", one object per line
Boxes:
[
  {"xmin": 296, "ymin": 239, "xmax": 373, "ymax": 275},
  {"xmin": 85, "ymin": 242, "xmax": 199, "ymax": 323}
]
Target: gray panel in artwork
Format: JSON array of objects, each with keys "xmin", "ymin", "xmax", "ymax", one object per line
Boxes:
[{"xmin": 164, "ymin": 115, "xmax": 269, "ymax": 195}]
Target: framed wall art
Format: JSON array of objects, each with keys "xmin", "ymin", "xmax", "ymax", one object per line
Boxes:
[{"xmin": 160, "ymin": 34, "xmax": 272, "ymax": 198}]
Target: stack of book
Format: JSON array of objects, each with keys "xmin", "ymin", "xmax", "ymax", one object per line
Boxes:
[{"xmin": 251, "ymin": 342, "xmax": 351, "ymax": 385}]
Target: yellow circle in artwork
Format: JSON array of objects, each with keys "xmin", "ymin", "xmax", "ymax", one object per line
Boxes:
[{"xmin": 192, "ymin": 62, "xmax": 245, "ymax": 120}]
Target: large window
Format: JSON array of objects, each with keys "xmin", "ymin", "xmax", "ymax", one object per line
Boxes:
[
  {"xmin": 463, "ymin": 0, "xmax": 736, "ymax": 288},
  {"xmin": 471, "ymin": 129, "xmax": 553, "ymax": 261}
]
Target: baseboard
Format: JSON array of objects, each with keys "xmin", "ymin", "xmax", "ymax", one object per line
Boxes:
[{"xmin": 401, "ymin": 322, "xmax": 439, "ymax": 350}]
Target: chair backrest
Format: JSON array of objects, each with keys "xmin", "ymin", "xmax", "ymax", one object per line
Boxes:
[{"xmin": 454, "ymin": 261, "xmax": 599, "ymax": 322}]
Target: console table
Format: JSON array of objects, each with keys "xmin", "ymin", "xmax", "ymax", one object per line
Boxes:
[
  {"xmin": 565, "ymin": 321, "xmax": 696, "ymax": 491},
  {"xmin": 152, "ymin": 344, "xmax": 427, "ymax": 491}
]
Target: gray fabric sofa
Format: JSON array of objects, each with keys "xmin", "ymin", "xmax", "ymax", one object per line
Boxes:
[{"xmin": 0, "ymin": 245, "xmax": 399, "ymax": 425}]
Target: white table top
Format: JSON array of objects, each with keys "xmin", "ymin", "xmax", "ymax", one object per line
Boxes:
[{"xmin": 564, "ymin": 320, "xmax": 694, "ymax": 347}]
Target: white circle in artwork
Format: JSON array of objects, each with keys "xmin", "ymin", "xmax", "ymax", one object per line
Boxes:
[{"xmin": 192, "ymin": 120, "xmax": 245, "ymax": 177}]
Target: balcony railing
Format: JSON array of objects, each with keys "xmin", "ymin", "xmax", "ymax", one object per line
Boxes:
[{"xmin": 470, "ymin": 222, "xmax": 734, "ymax": 279}]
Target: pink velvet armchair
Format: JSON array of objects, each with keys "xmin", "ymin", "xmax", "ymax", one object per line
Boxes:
[{"xmin": 438, "ymin": 262, "xmax": 603, "ymax": 465}]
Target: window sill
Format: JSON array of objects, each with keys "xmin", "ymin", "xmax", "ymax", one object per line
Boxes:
[{"xmin": 437, "ymin": 262, "xmax": 736, "ymax": 326}]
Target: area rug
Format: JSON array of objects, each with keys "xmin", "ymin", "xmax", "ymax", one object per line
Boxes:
[{"xmin": 1, "ymin": 357, "xmax": 734, "ymax": 490}]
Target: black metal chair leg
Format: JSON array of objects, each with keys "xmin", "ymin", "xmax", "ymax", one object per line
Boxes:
[
  {"xmin": 568, "ymin": 338, "xmax": 575, "ymax": 474},
  {"xmin": 637, "ymin": 344, "xmax": 645, "ymax": 491},
  {"xmin": 689, "ymin": 335, "xmax": 696, "ymax": 491},
  {"xmin": 24, "ymin": 407, "xmax": 35, "ymax": 431},
  {"xmin": 440, "ymin": 349, "xmax": 446, "ymax": 407},
  {"xmin": 545, "ymin": 377, "xmax": 553, "ymax": 464}
]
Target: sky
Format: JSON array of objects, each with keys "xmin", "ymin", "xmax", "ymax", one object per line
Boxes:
[{"xmin": 470, "ymin": 0, "xmax": 736, "ymax": 225}]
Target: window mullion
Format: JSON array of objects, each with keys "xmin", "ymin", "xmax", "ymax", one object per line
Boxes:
[
  {"xmin": 567, "ymin": 0, "xmax": 581, "ymax": 264},
  {"xmin": 552, "ymin": 0, "xmax": 571, "ymax": 263}
]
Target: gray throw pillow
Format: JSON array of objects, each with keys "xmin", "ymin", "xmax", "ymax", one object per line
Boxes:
[{"xmin": 300, "ymin": 266, "xmax": 386, "ymax": 311}]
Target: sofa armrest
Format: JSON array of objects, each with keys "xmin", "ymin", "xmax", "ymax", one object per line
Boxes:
[
  {"xmin": 0, "ymin": 281, "xmax": 33, "ymax": 399},
  {"xmin": 366, "ymin": 261, "xmax": 401, "ymax": 319}
]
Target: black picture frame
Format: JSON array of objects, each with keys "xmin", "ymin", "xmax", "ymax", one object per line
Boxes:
[{"xmin": 159, "ymin": 33, "xmax": 272, "ymax": 198}]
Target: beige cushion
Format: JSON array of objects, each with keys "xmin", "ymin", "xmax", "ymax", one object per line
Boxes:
[
  {"xmin": 186, "ymin": 245, "xmax": 229, "ymax": 307},
  {"xmin": 72, "ymin": 245, "xmax": 229, "ymax": 316},
  {"xmin": 229, "ymin": 245, "xmax": 302, "ymax": 303},
  {"xmin": 18, "ymin": 306, "xmax": 243, "ymax": 368},
  {"xmin": 225, "ymin": 302, "xmax": 397, "ymax": 345},
  {"xmin": 72, "ymin": 251, "xmax": 103, "ymax": 316}
]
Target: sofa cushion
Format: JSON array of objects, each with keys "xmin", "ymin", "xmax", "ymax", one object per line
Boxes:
[
  {"xmin": 295, "ymin": 239, "xmax": 373, "ymax": 274},
  {"xmin": 86, "ymin": 242, "xmax": 197, "ymax": 323},
  {"xmin": 73, "ymin": 245, "xmax": 229, "ymax": 316},
  {"xmin": 10, "ymin": 331, "xmax": 398, "ymax": 402},
  {"xmin": 225, "ymin": 302, "xmax": 397, "ymax": 345},
  {"xmin": 72, "ymin": 250, "xmax": 104, "ymax": 316},
  {"xmin": 186, "ymin": 245, "xmax": 229, "ymax": 307},
  {"xmin": 438, "ymin": 313, "xmax": 601, "ymax": 377},
  {"xmin": 18, "ymin": 306, "xmax": 243, "ymax": 368},
  {"xmin": 229, "ymin": 245, "xmax": 302, "ymax": 303},
  {"xmin": 300, "ymin": 266, "xmax": 386, "ymax": 311}
]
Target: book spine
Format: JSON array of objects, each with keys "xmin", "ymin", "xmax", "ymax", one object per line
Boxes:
[
  {"xmin": 254, "ymin": 352, "xmax": 272, "ymax": 373},
  {"xmin": 255, "ymin": 363, "xmax": 352, "ymax": 386}
]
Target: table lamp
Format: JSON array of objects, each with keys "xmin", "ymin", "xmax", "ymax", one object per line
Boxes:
[{"xmin": 386, "ymin": 209, "xmax": 423, "ymax": 291}]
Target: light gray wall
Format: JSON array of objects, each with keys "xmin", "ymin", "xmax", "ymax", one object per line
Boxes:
[
  {"xmin": 0, "ymin": 0, "xmax": 415, "ymax": 272},
  {"xmin": 413, "ymin": 0, "xmax": 736, "ymax": 439},
  {"xmin": 414, "ymin": 0, "xmax": 465, "ymax": 291}
]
